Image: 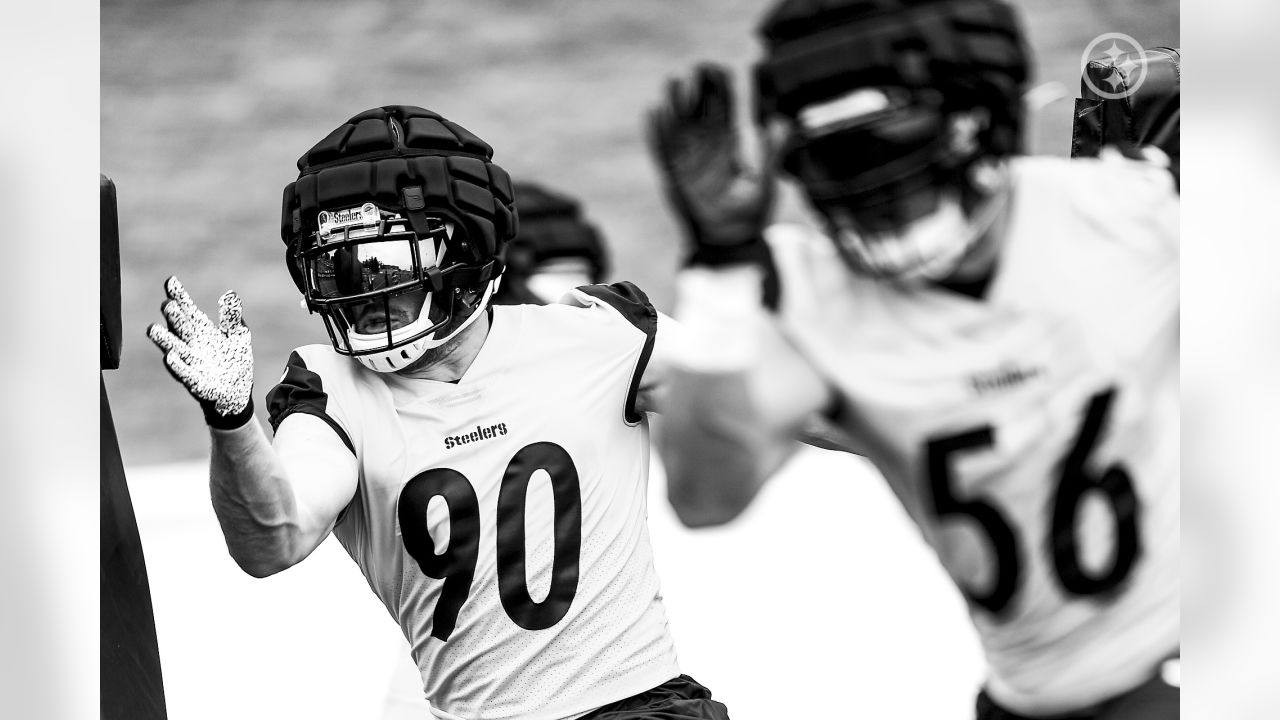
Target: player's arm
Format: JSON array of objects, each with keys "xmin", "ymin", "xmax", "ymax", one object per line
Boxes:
[
  {"xmin": 647, "ymin": 64, "xmax": 838, "ymax": 527},
  {"xmin": 147, "ymin": 277, "xmax": 356, "ymax": 577},
  {"xmin": 206, "ymin": 413, "xmax": 356, "ymax": 577},
  {"xmin": 659, "ymin": 265, "xmax": 835, "ymax": 527},
  {"xmin": 639, "ymin": 306, "xmax": 855, "ymax": 452}
]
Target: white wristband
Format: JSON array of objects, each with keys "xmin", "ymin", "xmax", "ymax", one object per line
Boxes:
[{"xmin": 673, "ymin": 265, "xmax": 768, "ymax": 372}]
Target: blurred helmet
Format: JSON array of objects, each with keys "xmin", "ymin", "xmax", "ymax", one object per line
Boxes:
[
  {"xmin": 754, "ymin": 0, "xmax": 1029, "ymax": 281},
  {"xmin": 493, "ymin": 182, "xmax": 609, "ymax": 305},
  {"xmin": 281, "ymin": 105, "xmax": 517, "ymax": 372}
]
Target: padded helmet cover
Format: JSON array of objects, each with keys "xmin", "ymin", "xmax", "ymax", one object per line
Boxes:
[
  {"xmin": 755, "ymin": 0, "xmax": 1030, "ymax": 157},
  {"xmin": 508, "ymin": 181, "xmax": 608, "ymax": 280},
  {"xmin": 281, "ymin": 105, "xmax": 518, "ymax": 291}
]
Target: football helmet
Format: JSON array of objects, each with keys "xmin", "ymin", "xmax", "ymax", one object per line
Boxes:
[
  {"xmin": 754, "ymin": 0, "xmax": 1028, "ymax": 281},
  {"xmin": 281, "ymin": 105, "xmax": 517, "ymax": 372},
  {"xmin": 493, "ymin": 181, "xmax": 609, "ymax": 305}
]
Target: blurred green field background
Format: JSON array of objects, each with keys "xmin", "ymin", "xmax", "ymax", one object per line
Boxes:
[{"xmin": 103, "ymin": 0, "xmax": 1177, "ymax": 464}]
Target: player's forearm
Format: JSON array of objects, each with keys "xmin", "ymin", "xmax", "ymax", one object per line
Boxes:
[
  {"xmin": 662, "ymin": 266, "xmax": 803, "ymax": 526},
  {"xmin": 660, "ymin": 368, "xmax": 792, "ymax": 527},
  {"xmin": 208, "ymin": 420, "xmax": 311, "ymax": 577}
]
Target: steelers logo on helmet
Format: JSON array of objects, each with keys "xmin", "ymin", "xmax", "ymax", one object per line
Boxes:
[
  {"xmin": 281, "ymin": 105, "xmax": 518, "ymax": 372},
  {"xmin": 755, "ymin": 0, "xmax": 1029, "ymax": 281}
]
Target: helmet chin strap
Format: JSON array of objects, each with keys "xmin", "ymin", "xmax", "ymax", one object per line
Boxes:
[{"xmin": 421, "ymin": 279, "xmax": 496, "ymax": 351}]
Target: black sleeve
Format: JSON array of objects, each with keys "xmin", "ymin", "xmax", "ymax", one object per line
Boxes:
[
  {"xmin": 577, "ymin": 282, "xmax": 658, "ymax": 424},
  {"xmin": 266, "ymin": 351, "xmax": 356, "ymax": 454}
]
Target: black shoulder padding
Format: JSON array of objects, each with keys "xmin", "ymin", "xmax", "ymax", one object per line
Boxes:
[
  {"xmin": 266, "ymin": 351, "xmax": 356, "ymax": 454},
  {"xmin": 578, "ymin": 282, "xmax": 655, "ymax": 334},
  {"xmin": 578, "ymin": 282, "xmax": 658, "ymax": 424}
]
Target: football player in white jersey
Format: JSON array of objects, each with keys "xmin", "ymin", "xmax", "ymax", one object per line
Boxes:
[
  {"xmin": 647, "ymin": 1, "xmax": 1178, "ymax": 719},
  {"xmin": 147, "ymin": 105, "xmax": 730, "ymax": 720},
  {"xmin": 377, "ymin": 180, "xmax": 618, "ymax": 719}
]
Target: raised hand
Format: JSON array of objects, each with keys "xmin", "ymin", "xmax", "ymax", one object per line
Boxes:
[
  {"xmin": 146, "ymin": 276, "xmax": 255, "ymax": 429},
  {"xmin": 647, "ymin": 62, "xmax": 775, "ymax": 266}
]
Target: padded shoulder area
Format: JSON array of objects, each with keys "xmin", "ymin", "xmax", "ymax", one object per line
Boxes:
[{"xmin": 265, "ymin": 345, "xmax": 357, "ymax": 453}]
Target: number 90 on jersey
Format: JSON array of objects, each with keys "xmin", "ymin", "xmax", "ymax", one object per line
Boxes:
[{"xmin": 398, "ymin": 442, "xmax": 584, "ymax": 641}]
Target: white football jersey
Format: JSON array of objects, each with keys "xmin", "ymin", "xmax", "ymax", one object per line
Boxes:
[
  {"xmin": 266, "ymin": 284, "xmax": 680, "ymax": 720},
  {"xmin": 767, "ymin": 155, "xmax": 1179, "ymax": 714}
]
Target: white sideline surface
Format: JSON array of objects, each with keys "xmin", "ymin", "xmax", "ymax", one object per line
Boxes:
[{"xmin": 127, "ymin": 446, "xmax": 983, "ymax": 720}]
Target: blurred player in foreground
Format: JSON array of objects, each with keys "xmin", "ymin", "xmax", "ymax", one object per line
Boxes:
[
  {"xmin": 648, "ymin": 1, "xmax": 1178, "ymax": 718},
  {"xmin": 492, "ymin": 181, "xmax": 610, "ymax": 305},
  {"xmin": 147, "ymin": 105, "xmax": 729, "ymax": 720}
]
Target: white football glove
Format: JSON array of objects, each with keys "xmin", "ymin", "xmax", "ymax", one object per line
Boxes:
[{"xmin": 146, "ymin": 276, "xmax": 255, "ymax": 429}]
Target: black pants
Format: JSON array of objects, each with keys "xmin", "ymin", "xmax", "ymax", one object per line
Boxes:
[
  {"xmin": 976, "ymin": 666, "xmax": 1179, "ymax": 720},
  {"xmin": 580, "ymin": 675, "xmax": 731, "ymax": 720}
]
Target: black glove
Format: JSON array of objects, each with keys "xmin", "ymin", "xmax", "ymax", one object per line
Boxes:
[
  {"xmin": 647, "ymin": 63, "xmax": 776, "ymax": 267},
  {"xmin": 146, "ymin": 276, "xmax": 255, "ymax": 429}
]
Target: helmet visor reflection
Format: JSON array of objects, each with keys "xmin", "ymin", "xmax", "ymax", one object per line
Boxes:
[{"xmin": 309, "ymin": 231, "xmax": 446, "ymax": 301}]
